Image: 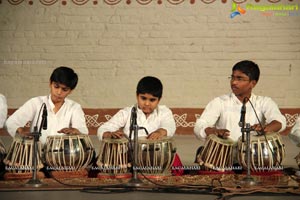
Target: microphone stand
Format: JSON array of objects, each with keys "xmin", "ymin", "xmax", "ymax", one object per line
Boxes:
[
  {"xmin": 126, "ymin": 121, "xmax": 145, "ymax": 187},
  {"xmin": 240, "ymin": 123, "xmax": 258, "ymax": 186},
  {"xmin": 25, "ymin": 111, "xmax": 47, "ymax": 187},
  {"xmin": 238, "ymin": 97, "xmax": 262, "ymax": 186}
]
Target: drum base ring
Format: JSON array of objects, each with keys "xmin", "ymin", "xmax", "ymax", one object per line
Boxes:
[
  {"xmin": 137, "ymin": 172, "xmax": 171, "ymax": 180},
  {"xmin": 97, "ymin": 172, "xmax": 132, "ymax": 179},
  {"xmin": 50, "ymin": 169, "xmax": 88, "ymax": 179},
  {"xmin": 3, "ymin": 171, "xmax": 45, "ymax": 180}
]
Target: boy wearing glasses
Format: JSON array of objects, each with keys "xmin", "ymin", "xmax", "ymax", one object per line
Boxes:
[{"xmin": 194, "ymin": 60, "xmax": 286, "ymax": 142}]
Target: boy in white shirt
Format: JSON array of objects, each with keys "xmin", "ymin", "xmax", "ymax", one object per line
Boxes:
[
  {"xmin": 289, "ymin": 117, "xmax": 300, "ymax": 147},
  {"xmin": 0, "ymin": 94, "xmax": 7, "ymax": 129},
  {"xmin": 194, "ymin": 60, "xmax": 286, "ymax": 142},
  {"xmin": 290, "ymin": 117, "xmax": 300, "ymax": 168},
  {"xmin": 5, "ymin": 66, "xmax": 88, "ymax": 145},
  {"xmin": 193, "ymin": 60, "xmax": 286, "ymax": 167},
  {"xmin": 98, "ymin": 76, "xmax": 176, "ymax": 140}
]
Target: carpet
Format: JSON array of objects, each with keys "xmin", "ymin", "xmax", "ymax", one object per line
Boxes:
[{"xmin": 0, "ymin": 170, "xmax": 300, "ymax": 199}]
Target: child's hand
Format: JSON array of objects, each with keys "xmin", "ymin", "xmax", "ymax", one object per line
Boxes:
[
  {"xmin": 16, "ymin": 127, "xmax": 32, "ymax": 138},
  {"xmin": 147, "ymin": 128, "xmax": 167, "ymax": 140},
  {"xmin": 103, "ymin": 130, "xmax": 124, "ymax": 139},
  {"xmin": 214, "ymin": 129, "xmax": 230, "ymax": 139},
  {"xmin": 58, "ymin": 128, "xmax": 81, "ymax": 135}
]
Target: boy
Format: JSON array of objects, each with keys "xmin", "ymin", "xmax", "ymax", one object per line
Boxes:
[
  {"xmin": 194, "ymin": 60, "xmax": 286, "ymax": 142},
  {"xmin": 289, "ymin": 117, "xmax": 300, "ymax": 147},
  {"xmin": 0, "ymin": 93, "xmax": 7, "ymax": 128},
  {"xmin": 97, "ymin": 76, "xmax": 176, "ymax": 140},
  {"xmin": 290, "ymin": 117, "xmax": 300, "ymax": 168},
  {"xmin": 5, "ymin": 66, "xmax": 88, "ymax": 144}
]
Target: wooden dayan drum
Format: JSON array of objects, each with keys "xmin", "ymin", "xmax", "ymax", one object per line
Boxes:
[
  {"xmin": 0, "ymin": 138, "xmax": 6, "ymax": 164},
  {"xmin": 97, "ymin": 138, "xmax": 130, "ymax": 175},
  {"xmin": 197, "ymin": 134, "xmax": 235, "ymax": 172},
  {"xmin": 4, "ymin": 136, "xmax": 43, "ymax": 173}
]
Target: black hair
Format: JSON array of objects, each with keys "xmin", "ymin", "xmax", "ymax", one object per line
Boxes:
[
  {"xmin": 232, "ymin": 60, "xmax": 260, "ymax": 82},
  {"xmin": 136, "ymin": 76, "xmax": 163, "ymax": 99},
  {"xmin": 50, "ymin": 66, "xmax": 78, "ymax": 90}
]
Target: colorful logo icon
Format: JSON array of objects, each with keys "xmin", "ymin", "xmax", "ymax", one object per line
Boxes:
[{"xmin": 230, "ymin": 3, "xmax": 246, "ymax": 18}]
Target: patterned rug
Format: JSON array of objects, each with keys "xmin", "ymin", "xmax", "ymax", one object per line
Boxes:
[{"xmin": 1, "ymin": 170, "xmax": 300, "ymax": 199}]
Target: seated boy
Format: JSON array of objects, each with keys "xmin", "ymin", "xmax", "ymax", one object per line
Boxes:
[
  {"xmin": 289, "ymin": 117, "xmax": 300, "ymax": 147},
  {"xmin": 5, "ymin": 66, "xmax": 88, "ymax": 145},
  {"xmin": 193, "ymin": 60, "xmax": 286, "ymax": 171},
  {"xmin": 0, "ymin": 93, "xmax": 7, "ymax": 129},
  {"xmin": 97, "ymin": 76, "xmax": 176, "ymax": 140}
]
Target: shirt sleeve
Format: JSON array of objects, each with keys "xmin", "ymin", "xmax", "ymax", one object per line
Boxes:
[
  {"xmin": 71, "ymin": 104, "xmax": 89, "ymax": 135},
  {"xmin": 0, "ymin": 95, "xmax": 7, "ymax": 128},
  {"xmin": 159, "ymin": 106, "xmax": 176, "ymax": 137},
  {"xmin": 262, "ymin": 97, "xmax": 286, "ymax": 132},
  {"xmin": 97, "ymin": 108, "xmax": 128, "ymax": 140},
  {"xmin": 194, "ymin": 98, "xmax": 221, "ymax": 140},
  {"xmin": 5, "ymin": 98, "xmax": 37, "ymax": 137},
  {"xmin": 289, "ymin": 117, "xmax": 300, "ymax": 146}
]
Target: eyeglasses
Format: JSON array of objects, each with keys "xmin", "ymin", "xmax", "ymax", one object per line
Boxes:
[{"xmin": 228, "ymin": 75, "xmax": 250, "ymax": 82}]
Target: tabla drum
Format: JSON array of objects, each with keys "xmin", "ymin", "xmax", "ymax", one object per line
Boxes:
[
  {"xmin": 3, "ymin": 136, "xmax": 43, "ymax": 173},
  {"xmin": 137, "ymin": 137, "xmax": 176, "ymax": 175},
  {"xmin": 96, "ymin": 138, "xmax": 130, "ymax": 175},
  {"xmin": 44, "ymin": 134, "xmax": 94, "ymax": 171},
  {"xmin": 0, "ymin": 138, "xmax": 6, "ymax": 163},
  {"xmin": 197, "ymin": 134, "xmax": 235, "ymax": 172},
  {"xmin": 237, "ymin": 132, "xmax": 285, "ymax": 172},
  {"xmin": 295, "ymin": 152, "xmax": 300, "ymax": 169}
]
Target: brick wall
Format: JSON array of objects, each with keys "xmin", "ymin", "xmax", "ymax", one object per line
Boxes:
[{"xmin": 0, "ymin": 0, "xmax": 299, "ymax": 109}]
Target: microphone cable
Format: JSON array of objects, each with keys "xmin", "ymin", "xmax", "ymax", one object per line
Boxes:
[
  {"xmin": 247, "ymin": 98, "xmax": 283, "ymax": 168},
  {"xmin": 34, "ymin": 102, "xmax": 47, "ymax": 130},
  {"xmin": 49, "ymin": 105, "xmax": 215, "ymax": 192},
  {"xmin": 243, "ymin": 97, "xmax": 264, "ymax": 136}
]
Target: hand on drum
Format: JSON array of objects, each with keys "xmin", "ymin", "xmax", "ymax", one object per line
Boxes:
[
  {"xmin": 251, "ymin": 124, "xmax": 265, "ymax": 133},
  {"xmin": 103, "ymin": 130, "xmax": 124, "ymax": 139},
  {"xmin": 205, "ymin": 127, "xmax": 230, "ymax": 139},
  {"xmin": 251, "ymin": 120, "xmax": 282, "ymax": 135},
  {"xmin": 147, "ymin": 128, "xmax": 167, "ymax": 140},
  {"xmin": 16, "ymin": 127, "xmax": 32, "ymax": 138},
  {"xmin": 214, "ymin": 129, "xmax": 230, "ymax": 139},
  {"xmin": 57, "ymin": 127, "xmax": 81, "ymax": 135}
]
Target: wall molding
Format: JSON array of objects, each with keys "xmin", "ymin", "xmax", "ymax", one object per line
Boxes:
[
  {"xmin": 0, "ymin": 0, "xmax": 294, "ymax": 6},
  {"xmin": 0, "ymin": 107, "xmax": 299, "ymax": 136}
]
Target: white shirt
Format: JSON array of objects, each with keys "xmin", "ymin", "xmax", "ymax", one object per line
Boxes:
[
  {"xmin": 97, "ymin": 105, "xmax": 176, "ymax": 140},
  {"xmin": 0, "ymin": 94, "xmax": 7, "ymax": 128},
  {"xmin": 289, "ymin": 117, "xmax": 300, "ymax": 146},
  {"xmin": 194, "ymin": 93, "xmax": 286, "ymax": 142},
  {"xmin": 5, "ymin": 95, "xmax": 88, "ymax": 144}
]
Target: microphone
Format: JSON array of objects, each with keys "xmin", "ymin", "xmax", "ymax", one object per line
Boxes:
[
  {"xmin": 239, "ymin": 98, "xmax": 247, "ymax": 142},
  {"xmin": 238, "ymin": 98, "xmax": 246, "ymax": 128},
  {"xmin": 132, "ymin": 106, "xmax": 137, "ymax": 126},
  {"xmin": 42, "ymin": 104, "xmax": 47, "ymax": 130},
  {"xmin": 129, "ymin": 106, "xmax": 137, "ymax": 139}
]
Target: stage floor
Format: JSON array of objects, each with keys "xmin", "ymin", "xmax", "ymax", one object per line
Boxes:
[
  {"xmin": 0, "ymin": 173, "xmax": 300, "ymax": 200},
  {"xmin": 1, "ymin": 190, "xmax": 299, "ymax": 200},
  {"xmin": 1, "ymin": 134, "xmax": 300, "ymax": 199}
]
